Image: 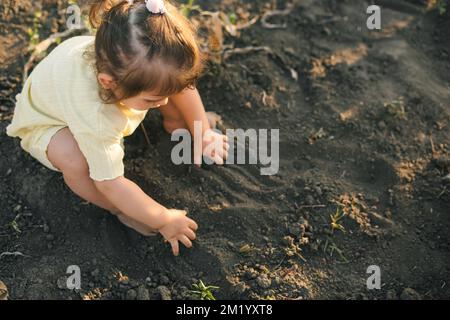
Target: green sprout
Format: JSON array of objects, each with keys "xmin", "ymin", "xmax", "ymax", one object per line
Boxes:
[
  {"xmin": 189, "ymin": 280, "xmax": 219, "ymax": 300},
  {"xmin": 180, "ymin": 0, "xmax": 201, "ymax": 18},
  {"xmin": 384, "ymin": 98, "xmax": 407, "ymax": 120},
  {"xmin": 27, "ymin": 11, "xmax": 42, "ymax": 50},
  {"xmin": 329, "ymin": 243, "xmax": 349, "ymax": 263},
  {"xmin": 438, "ymin": 0, "xmax": 447, "ymax": 14},
  {"xmin": 10, "ymin": 214, "xmax": 22, "ymax": 234},
  {"xmin": 330, "ymin": 207, "xmax": 346, "ymax": 233},
  {"xmin": 429, "ymin": 0, "xmax": 447, "ymax": 14},
  {"xmin": 228, "ymin": 13, "xmax": 237, "ymax": 25},
  {"xmin": 322, "ymin": 238, "xmax": 349, "ymax": 264}
]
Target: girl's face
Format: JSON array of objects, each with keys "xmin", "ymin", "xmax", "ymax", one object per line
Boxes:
[
  {"xmin": 97, "ymin": 73, "xmax": 169, "ymax": 110},
  {"xmin": 119, "ymin": 91, "xmax": 169, "ymax": 111}
]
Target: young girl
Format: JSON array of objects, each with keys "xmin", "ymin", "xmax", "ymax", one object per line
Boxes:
[{"xmin": 6, "ymin": 0, "xmax": 229, "ymax": 256}]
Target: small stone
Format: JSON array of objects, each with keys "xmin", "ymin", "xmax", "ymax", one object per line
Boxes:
[
  {"xmin": 442, "ymin": 173, "xmax": 450, "ymax": 183},
  {"xmin": 136, "ymin": 285, "xmax": 150, "ymax": 300},
  {"xmin": 244, "ymin": 269, "xmax": 257, "ymax": 280},
  {"xmin": 160, "ymin": 275, "xmax": 170, "ymax": 285},
  {"xmin": 273, "ymin": 276, "xmax": 282, "ymax": 286},
  {"xmin": 287, "ymin": 223, "xmax": 301, "ymax": 236},
  {"xmin": 256, "ymin": 275, "xmax": 271, "ymax": 289},
  {"xmin": 377, "ymin": 121, "xmax": 386, "ymax": 130},
  {"xmin": 435, "ymin": 156, "xmax": 450, "ymax": 170},
  {"xmin": 282, "ymin": 235, "xmax": 294, "ymax": 246},
  {"xmin": 91, "ymin": 269, "xmax": 100, "ymax": 278},
  {"xmin": 386, "ymin": 289, "xmax": 397, "ymax": 300},
  {"xmin": 0, "ymin": 280, "xmax": 8, "ymax": 300},
  {"xmin": 314, "ymin": 186, "xmax": 323, "ymax": 196},
  {"xmin": 103, "ymin": 291, "xmax": 113, "ymax": 299},
  {"xmin": 43, "ymin": 224, "xmax": 50, "ymax": 233},
  {"xmin": 126, "ymin": 289, "xmax": 137, "ymax": 300},
  {"xmin": 400, "ymin": 288, "xmax": 421, "ymax": 300},
  {"xmin": 46, "ymin": 234, "xmax": 54, "ymax": 241},
  {"xmin": 57, "ymin": 276, "xmax": 68, "ymax": 290},
  {"xmin": 234, "ymin": 282, "xmax": 247, "ymax": 294},
  {"xmin": 157, "ymin": 285, "xmax": 172, "ymax": 300},
  {"xmin": 179, "ymin": 286, "xmax": 188, "ymax": 298},
  {"xmin": 129, "ymin": 280, "xmax": 138, "ymax": 288},
  {"xmin": 305, "ymin": 195, "xmax": 315, "ymax": 205}
]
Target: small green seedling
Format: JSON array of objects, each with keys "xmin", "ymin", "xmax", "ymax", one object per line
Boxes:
[
  {"xmin": 429, "ymin": 0, "xmax": 447, "ymax": 14},
  {"xmin": 27, "ymin": 11, "xmax": 42, "ymax": 50},
  {"xmin": 180, "ymin": 0, "xmax": 201, "ymax": 18},
  {"xmin": 189, "ymin": 280, "xmax": 219, "ymax": 300},
  {"xmin": 330, "ymin": 207, "xmax": 346, "ymax": 233},
  {"xmin": 329, "ymin": 243, "xmax": 349, "ymax": 263},
  {"xmin": 228, "ymin": 13, "xmax": 237, "ymax": 25},
  {"xmin": 384, "ymin": 98, "xmax": 407, "ymax": 120},
  {"xmin": 438, "ymin": 0, "xmax": 447, "ymax": 14},
  {"xmin": 10, "ymin": 214, "xmax": 21, "ymax": 234},
  {"xmin": 322, "ymin": 238, "xmax": 349, "ymax": 263},
  {"xmin": 239, "ymin": 243, "xmax": 254, "ymax": 255}
]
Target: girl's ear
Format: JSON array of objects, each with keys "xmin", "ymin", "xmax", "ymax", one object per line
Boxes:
[{"xmin": 97, "ymin": 73, "xmax": 116, "ymax": 89}]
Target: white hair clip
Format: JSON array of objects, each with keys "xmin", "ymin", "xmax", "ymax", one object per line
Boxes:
[{"xmin": 145, "ymin": 0, "xmax": 166, "ymax": 14}]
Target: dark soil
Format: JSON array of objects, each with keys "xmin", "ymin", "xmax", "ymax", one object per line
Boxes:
[{"xmin": 0, "ymin": 0, "xmax": 449, "ymax": 300}]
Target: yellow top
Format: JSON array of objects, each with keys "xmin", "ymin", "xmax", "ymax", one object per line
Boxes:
[{"xmin": 6, "ymin": 36, "xmax": 148, "ymax": 181}]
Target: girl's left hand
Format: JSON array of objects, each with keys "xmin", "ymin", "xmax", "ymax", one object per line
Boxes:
[{"xmin": 196, "ymin": 129, "xmax": 229, "ymax": 165}]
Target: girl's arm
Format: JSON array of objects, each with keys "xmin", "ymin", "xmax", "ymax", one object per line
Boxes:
[
  {"xmin": 94, "ymin": 176, "xmax": 198, "ymax": 255},
  {"xmin": 169, "ymin": 87, "xmax": 211, "ymax": 135},
  {"xmin": 94, "ymin": 176, "xmax": 169, "ymax": 229},
  {"xmin": 170, "ymin": 88, "xmax": 229, "ymax": 165}
]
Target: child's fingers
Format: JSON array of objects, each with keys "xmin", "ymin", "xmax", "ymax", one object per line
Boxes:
[
  {"xmin": 168, "ymin": 209, "xmax": 187, "ymax": 216},
  {"xmin": 184, "ymin": 228, "xmax": 196, "ymax": 240},
  {"xmin": 194, "ymin": 152, "xmax": 202, "ymax": 167},
  {"xmin": 169, "ymin": 239, "xmax": 180, "ymax": 256},
  {"xmin": 223, "ymin": 145, "xmax": 229, "ymax": 159},
  {"xmin": 188, "ymin": 219, "xmax": 198, "ymax": 231},
  {"xmin": 216, "ymin": 144, "xmax": 229, "ymax": 160},
  {"xmin": 179, "ymin": 235, "xmax": 193, "ymax": 248},
  {"xmin": 212, "ymin": 153, "xmax": 224, "ymax": 165}
]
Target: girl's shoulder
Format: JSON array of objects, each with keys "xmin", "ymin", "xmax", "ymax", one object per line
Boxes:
[
  {"xmin": 31, "ymin": 35, "xmax": 95, "ymax": 75},
  {"xmin": 53, "ymin": 35, "xmax": 95, "ymax": 57},
  {"xmin": 58, "ymin": 35, "xmax": 95, "ymax": 47}
]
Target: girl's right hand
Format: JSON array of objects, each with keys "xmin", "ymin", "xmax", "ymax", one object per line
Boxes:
[{"xmin": 158, "ymin": 209, "xmax": 198, "ymax": 256}]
